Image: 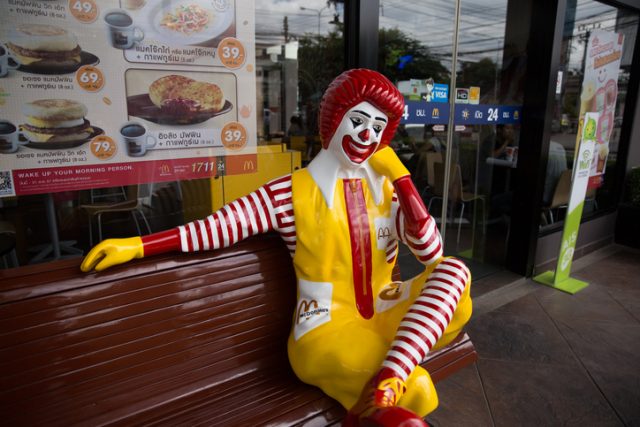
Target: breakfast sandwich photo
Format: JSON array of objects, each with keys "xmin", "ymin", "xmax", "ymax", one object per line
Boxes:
[
  {"xmin": 20, "ymin": 99, "xmax": 103, "ymax": 148},
  {"xmin": 5, "ymin": 24, "xmax": 98, "ymax": 74}
]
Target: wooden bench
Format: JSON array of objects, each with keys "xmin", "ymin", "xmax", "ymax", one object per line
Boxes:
[{"xmin": 0, "ymin": 234, "xmax": 477, "ymax": 426}]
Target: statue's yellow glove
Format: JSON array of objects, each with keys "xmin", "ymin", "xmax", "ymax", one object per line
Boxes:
[
  {"xmin": 368, "ymin": 147, "xmax": 410, "ymax": 182},
  {"xmin": 80, "ymin": 237, "xmax": 144, "ymax": 272}
]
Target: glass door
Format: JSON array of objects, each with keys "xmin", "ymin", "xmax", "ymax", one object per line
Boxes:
[
  {"xmin": 379, "ymin": 0, "xmax": 531, "ymax": 281},
  {"xmin": 444, "ymin": 0, "xmax": 530, "ymax": 279}
]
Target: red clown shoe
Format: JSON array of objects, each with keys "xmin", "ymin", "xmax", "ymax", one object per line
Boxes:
[{"xmin": 343, "ymin": 369, "xmax": 429, "ymax": 427}]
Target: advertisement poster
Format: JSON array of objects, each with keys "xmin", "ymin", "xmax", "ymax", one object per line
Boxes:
[
  {"xmin": 398, "ymin": 78, "xmax": 448, "ymax": 103},
  {"xmin": 579, "ymin": 30, "xmax": 624, "ymax": 188},
  {"xmin": 534, "ymin": 112, "xmax": 598, "ymax": 294},
  {"xmin": 0, "ymin": 0, "xmax": 256, "ymax": 197}
]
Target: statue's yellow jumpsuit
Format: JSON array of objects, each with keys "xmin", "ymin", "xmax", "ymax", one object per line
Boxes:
[{"xmin": 287, "ymin": 169, "xmax": 472, "ymax": 416}]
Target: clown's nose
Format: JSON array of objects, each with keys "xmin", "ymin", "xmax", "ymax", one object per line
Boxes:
[{"xmin": 358, "ymin": 129, "xmax": 370, "ymax": 142}]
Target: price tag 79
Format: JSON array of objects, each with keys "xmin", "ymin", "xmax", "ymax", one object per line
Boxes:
[{"xmin": 90, "ymin": 136, "xmax": 116, "ymax": 160}]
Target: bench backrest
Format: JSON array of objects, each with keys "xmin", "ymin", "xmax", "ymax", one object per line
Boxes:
[{"xmin": 1, "ymin": 234, "xmax": 296, "ymax": 426}]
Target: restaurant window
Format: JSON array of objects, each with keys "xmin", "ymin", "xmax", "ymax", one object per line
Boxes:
[
  {"xmin": 541, "ymin": 0, "xmax": 639, "ymax": 230},
  {"xmin": 0, "ymin": 0, "xmax": 343, "ymax": 270},
  {"xmin": 380, "ymin": 1, "xmax": 530, "ymax": 280}
]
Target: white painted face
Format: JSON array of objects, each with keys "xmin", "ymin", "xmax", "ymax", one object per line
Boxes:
[{"xmin": 327, "ymin": 101, "xmax": 388, "ymax": 166}]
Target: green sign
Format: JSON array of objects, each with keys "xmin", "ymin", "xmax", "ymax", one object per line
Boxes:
[{"xmin": 534, "ymin": 113, "xmax": 598, "ymax": 294}]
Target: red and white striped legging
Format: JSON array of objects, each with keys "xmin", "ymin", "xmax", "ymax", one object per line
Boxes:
[{"xmin": 382, "ymin": 257, "xmax": 469, "ymax": 381}]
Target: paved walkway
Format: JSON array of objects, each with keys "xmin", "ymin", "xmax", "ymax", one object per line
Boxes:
[{"xmin": 427, "ymin": 246, "xmax": 640, "ymax": 426}]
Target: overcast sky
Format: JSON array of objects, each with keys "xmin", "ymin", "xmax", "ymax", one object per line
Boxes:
[{"xmin": 255, "ymin": 0, "xmax": 632, "ymax": 71}]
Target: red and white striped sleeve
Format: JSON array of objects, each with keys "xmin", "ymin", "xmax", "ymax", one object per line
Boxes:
[
  {"xmin": 176, "ymin": 174, "xmax": 297, "ymax": 256},
  {"xmin": 393, "ymin": 191, "xmax": 443, "ymax": 266}
]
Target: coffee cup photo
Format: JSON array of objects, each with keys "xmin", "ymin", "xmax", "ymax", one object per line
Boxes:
[
  {"xmin": 0, "ymin": 120, "xmax": 26, "ymax": 153},
  {"xmin": 104, "ymin": 9, "xmax": 144, "ymax": 50},
  {"xmin": 0, "ymin": 45, "xmax": 19, "ymax": 78},
  {"xmin": 120, "ymin": 121, "xmax": 156, "ymax": 157}
]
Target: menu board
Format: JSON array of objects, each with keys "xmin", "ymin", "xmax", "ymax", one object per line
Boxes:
[{"xmin": 0, "ymin": 0, "xmax": 256, "ymax": 197}]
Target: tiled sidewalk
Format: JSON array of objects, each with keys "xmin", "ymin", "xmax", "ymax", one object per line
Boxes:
[{"xmin": 427, "ymin": 246, "xmax": 640, "ymax": 426}]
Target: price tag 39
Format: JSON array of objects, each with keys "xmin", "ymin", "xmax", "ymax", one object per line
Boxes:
[
  {"xmin": 221, "ymin": 122, "xmax": 247, "ymax": 150},
  {"xmin": 217, "ymin": 38, "xmax": 246, "ymax": 69}
]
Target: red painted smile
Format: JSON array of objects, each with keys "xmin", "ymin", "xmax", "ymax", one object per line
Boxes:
[{"xmin": 341, "ymin": 135, "xmax": 378, "ymax": 164}]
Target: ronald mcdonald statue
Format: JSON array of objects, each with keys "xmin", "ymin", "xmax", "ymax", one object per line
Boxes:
[{"xmin": 82, "ymin": 69, "xmax": 472, "ymax": 427}]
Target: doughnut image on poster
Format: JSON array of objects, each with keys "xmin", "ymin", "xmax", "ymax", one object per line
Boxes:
[{"xmin": 1, "ymin": 23, "xmax": 99, "ymax": 76}]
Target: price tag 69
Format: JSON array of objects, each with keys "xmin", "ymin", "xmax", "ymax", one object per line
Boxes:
[{"xmin": 76, "ymin": 65, "xmax": 105, "ymax": 92}]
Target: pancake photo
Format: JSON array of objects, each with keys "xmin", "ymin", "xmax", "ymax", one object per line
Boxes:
[
  {"xmin": 20, "ymin": 99, "xmax": 103, "ymax": 149},
  {"xmin": 6, "ymin": 24, "xmax": 98, "ymax": 74},
  {"xmin": 128, "ymin": 74, "xmax": 232, "ymax": 124}
]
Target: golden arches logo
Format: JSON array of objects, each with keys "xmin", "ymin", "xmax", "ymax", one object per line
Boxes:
[
  {"xmin": 160, "ymin": 164, "xmax": 170, "ymax": 174},
  {"xmin": 296, "ymin": 299, "xmax": 319, "ymax": 324},
  {"xmin": 377, "ymin": 227, "xmax": 391, "ymax": 240},
  {"xmin": 243, "ymin": 160, "xmax": 255, "ymax": 171}
]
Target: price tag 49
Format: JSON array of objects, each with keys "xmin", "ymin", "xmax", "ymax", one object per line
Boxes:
[{"xmin": 69, "ymin": 0, "xmax": 98, "ymax": 23}]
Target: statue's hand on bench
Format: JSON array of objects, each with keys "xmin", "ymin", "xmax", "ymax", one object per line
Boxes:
[{"xmin": 81, "ymin": 237, "xmax": 144, "ymax": 272}]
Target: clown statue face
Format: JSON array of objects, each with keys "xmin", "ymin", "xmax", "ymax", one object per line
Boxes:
[
  {"xmin": 308, "ymin": 101, "xmax": 392, "ymax": 205},
  {"xmin": 329, "ymin": 101, "xmax": 388, "ymax": 167},
  {"xmin": 308, "ymin": 68, "xmax": 404, "ymax": 205}
]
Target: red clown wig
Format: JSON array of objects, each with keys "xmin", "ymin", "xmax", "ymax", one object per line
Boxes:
[{"xmin": 319, "ymin": 68, "xmax": 405, "ymax": 149}]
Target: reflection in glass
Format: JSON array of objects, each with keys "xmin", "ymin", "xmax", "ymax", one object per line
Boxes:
[
  {"xmin": 542, "ymin": 0, "xmax": 638, "ymax": 228},
  {"xmin": 255, "ymin": 0, "xmax": 344, "ymax": 164},
  {"xmin": 381, "ymin": 0, "xmax": 529, "ymax": 279}
]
